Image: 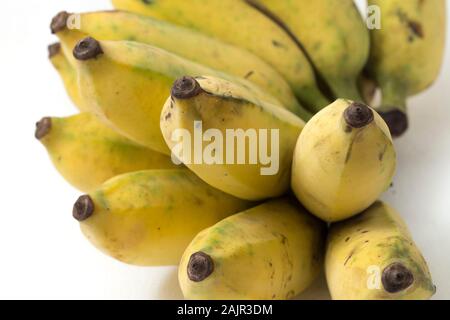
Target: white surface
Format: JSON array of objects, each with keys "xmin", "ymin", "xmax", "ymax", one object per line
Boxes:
[{"xmin": 0, "ymin": 0, "xmax": 448, "ymax": 300}]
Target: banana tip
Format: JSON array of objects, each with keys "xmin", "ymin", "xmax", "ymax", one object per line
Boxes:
[
  {"xmin": 382, "ymin": 262, "xmax": 414, "ymax": 293},
  {"xmin": 73, "ymin": 195, "xmax": 95, "ymax": 221},
  {"xmin": 187, "ymin": 252, "xmax": 214, "ymax": 282},
  {"xmin": 171, "ymin": 76, "xmax": 203, "ymax": 100},
  {"xmin": 378, "ymin": 110, "xmax": 408, "ymax": 138},
  {"xmin": 35, "ymin": 117, "xmax": 52, "ymax": 140},
  {"xmin": 344, "ymin": 102, "xmax": 374, "ymax": 129},
  {"xmin": 73, "ymin": 37, "xmax": 103, "ymax": 61},
  {"xmin": 51, "ymin": 11, "xmax": 70, "ymax": 34},
  {"xmin": 48, "ymin": 43, "xmax": 61, "ymax": 59}
]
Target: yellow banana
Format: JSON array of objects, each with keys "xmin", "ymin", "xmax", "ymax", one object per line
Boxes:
[
  {"xmin": 249, "ymin": 0, "xmax": 369, "ymax": 104},
  {"xmin": 35, "ymin": 113, "xmax": 177, "ymax": 192},
  {"xmin": 73, "ymin": 37, "xmax": 285, "ymax": 155},
  {"xmin": 72, "ymin": 169, "xmax": 254, "ymax": 266},
  {"xmin": 111, "ymin": 0, "xmax": 331, "ymax": 112},
  {"xmin": 179, "ymin": 198, "xmax": 326, "ymax": 300},
  {"xmin": 161, "ymin": 76, "xmax": 304, "ymax": 201},
  {"xmin": 49, "ymin": 10, "xmax": 309, "ymax": 118},
  {"xmin": 291, "ymin": 99, "xmax": 396, "ymax": 222},
  {"xmin": 50, "ymin": 11, "xmax": 86, "ymax": 66},
  {"xmin": 326, "ymin": 201, "xmax": 435, "ymax": 300},
  {"xmin": 367, "ymin": 0, "xmax": 446, "ymax": 137},
  {"xmin": 48, "ymin": 42, "xmax": 86, "ymax": 111}
]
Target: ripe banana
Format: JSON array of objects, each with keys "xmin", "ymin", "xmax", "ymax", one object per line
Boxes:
[
  {"xmin": 35, "ymin": 113, "xmax": 177, "ymax": 192},
  {"xmin": 161, "ymin": 76, "xmax": 304, "ymax": 201},
  {"xmin": 111, "ymin": 0, "xmax": 331, "ymax": 112},
  {"xmin": 291, "ymin": 99, "xmax": 396, "ymax": 222},
  {"xmin": 48, "ymin": 42, "xmax": 86, "ymax": 111},
  {"xmin": 73, "ymin": 37, "xmax": 285, "ymax": 154},
  {"xmin": 179, "ymin": 198, "xmax": 326, "ymax": 300},
  {"xmin": 248, "ymin": 0, "xmax": 368, "ymax": 104},
  {"xmin": 50, "ymin": 10, "xmax": 309, "ymax": 118},
  {"xmin": 326, "ymin": 201, "xmax": 435, "ymax": 300},
  {"xmin": 72, "ymin": 169, "xmax": 253, "ymax": 266},
  {"xmin": 367, "ymin": 0, "xmax": 446, "ymax": 137},
  {"xmin": 50, "ymin": 11, "xmax": 86, "ymax": 66}
]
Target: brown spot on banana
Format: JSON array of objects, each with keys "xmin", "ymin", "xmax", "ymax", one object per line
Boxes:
[
  {"xmin": 382, "ymin": 262, "xmax": 414, "ymax": 293},
  {"xmin": 73, "ymin": 195, "xmax": 95, "ymax": 221},
  {"xmin": 187, "ymin": 252, "xmax": 214, "ymax": 282},
  {"xmin": 50, "ymin": 11, "xmax": 70, "ymax": 34},
  {"xmin": 171, "ymin": 76, "xmax": 203, "ymax": 100},
  {"xmin": 35, "ymin": 117, "xmax": 52, "ymax": 140},
  {"xmin": 48, "ymin": 43, "xmax": 61, "ymax": 58},
  {"xmin": 73, "ymin": 37, "xmax": 104, "ymax": 61}
]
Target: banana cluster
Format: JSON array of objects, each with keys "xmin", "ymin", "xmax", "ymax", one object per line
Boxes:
[{"xmin": 37, "ymin": 0, "xmax": 445, "ymax": 300}]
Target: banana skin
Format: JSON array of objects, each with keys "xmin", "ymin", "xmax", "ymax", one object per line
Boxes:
[
  {"xmin": 326, "ymin": 201, "xmax": 435, "ymax": 300},
  {"xmin": 249, "ymin": 0, "xmax": 369, "ymax": 104},
  {"xmin": 35, "ymin": 113, "xmax": 177, "ymax": 192},
  {"xmin": 73, "ymin": 37, "xmax": 283, "ymax": 154},
  {"xmin": 72, "ymin": 169, "xmax": 254, "ymax": 266},
  {"xmin": 50, "ymin": 10, "xmax": 308, "ymax": 118},
  {"xmin": 291, "ymin": 99, "xmax": 396, "ymax": 222},
  {"xmin": 161, "ymin": 76, "xmax": 304, "ymax": 201},
  {"xmin": 48, "ymin": 43, "xmax": 86, "ymax": 111},
  {"xmin": 111, "ymin": 0, "xmax": 330, "ymax": 112},
  {"xmin": 179, "ymin": 198, "xmax": 326, "ymax": 300},
  {"xmin": 367, "ymin": 0, "xmax": 446, "ymax": 137}
]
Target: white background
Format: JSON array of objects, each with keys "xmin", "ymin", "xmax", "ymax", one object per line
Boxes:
[{"xmin": 0, "ymin": 0, "xmax": 448, "ymax": 300}]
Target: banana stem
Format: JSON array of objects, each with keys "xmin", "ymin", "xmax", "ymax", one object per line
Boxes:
[
  {"xmin": 295, "ymin": 86, "xmax": 331, "ymax": 115},
  {"xmin": 330, "ymin": 78, "xmax": 364, "ymax": 102},
  {"xmin": 377, "ymin": 82, "xmax": 408, "ymax": 137}
]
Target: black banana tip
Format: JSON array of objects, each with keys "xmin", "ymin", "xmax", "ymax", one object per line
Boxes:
[
  {"xmin": 48, "ymin": 42, "xmax": 61, "ymax": 59},
  {"xmin": 51, "ymin": 11, "xmax": 70, "ymax": 34},
  {"xmin": 73, "ymin": 195, "xmax": 95, "ymax": 221},
  {"xmin": 171, "ymin": 76, "xmax": 203, "ymax": 100},
  {"xmin": 382, "ymin": 262, "xmax": 414, "ymax": 293},
  {"xmin": 73, "ymin": 37, "xmax": 103, "ymax": 61},
  {"xmin": 187, "ymin": 252, "xmax": 214, "ymax": 282},
  {"xmin": 378, "ymin": 110, "xmax": 408, "ymax": 138},
  {"xmin": 344, "ymin": 102, "xmax": 374, "ymax": 128},
  {"xmin": 35, "ymin": 117, "xmax": 52, "ymax": 140}
]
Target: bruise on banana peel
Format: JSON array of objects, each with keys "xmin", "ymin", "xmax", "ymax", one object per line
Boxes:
[
  {"xmin": 161, "ymin": 76, "xmax": 304, "ymax": 201},
  {"xmin": 111, "ymin": 0, "xmax": 331, "ymax": 112},
  {"xmin": 49, "ymin": 10, "xmax": 309, "ymax": 119},
  {"xmin": 367, "ymin": 0, "xmax": 446, "ymax": 137},
  {"xmin": 326, "ymin": 201, "xmax": 435, "ymax": 300},
  {"xmin": 35, "ymin": 113, "xmax": 177, "ymax": 192},
  {"xmin": 179, "ymin": 197, "xmax": 326, "ymax": 300},
  {"xmin": 291, "ymin": 99, "xmax": 396, "ymax": 222},
  {"xmin": 72, "ymin": 169, "xmax": 254, "ymax": 266},
  {"xmin": 72, "ymin": 36, "xmax": 285, "ymax": 155}
]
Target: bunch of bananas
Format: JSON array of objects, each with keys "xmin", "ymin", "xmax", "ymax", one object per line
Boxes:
[{"xmin": 37, "ymin": 0, "xmax": 445, "ymax": 300}]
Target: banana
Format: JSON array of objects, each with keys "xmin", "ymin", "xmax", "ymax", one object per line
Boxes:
[
  {"xmin": 161, "ymin": 76, "xmax": 304, "ymax": 201},
  {"xmin": 49, "ymin": 10, "xmax": 309, "ymax": 118},
  {"xmin": 111, "ymin": 0, "xmax": 331, "ymax": 112},
  {"xmin": 48, "ymin": 42, "xmax": 86, "ymax": 111},
  {"xmin": 179, "ymin": 197, "xmax": 326, "ymax": 300},
  {"xmin": 248, "ymin": 0, "xmax": 369, "ymax": 104},
  {"xmin": 50, "ymin": 11, "xmax": 86, "ymax": 66},
  {"xmin": 72, "ymin": 169, "xmax": 253, "ymax": 266},
  {"xmin": 326, "ymin": 201, "xmax": 435, "ymax": 300},
  {"xmin": 367, "ymin": 0, "xmax": 446, "ymax": 137},
  {"xmin": 291, "ymin": 99, "xmax": 396, "ymax": 222},
  {"xmin": 35, "ymin": 113, "xmax": 177, "ymax": 192},
  {"xmin": 73, "ymin": 37, "xmax": 286, "ymax": 154}
]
